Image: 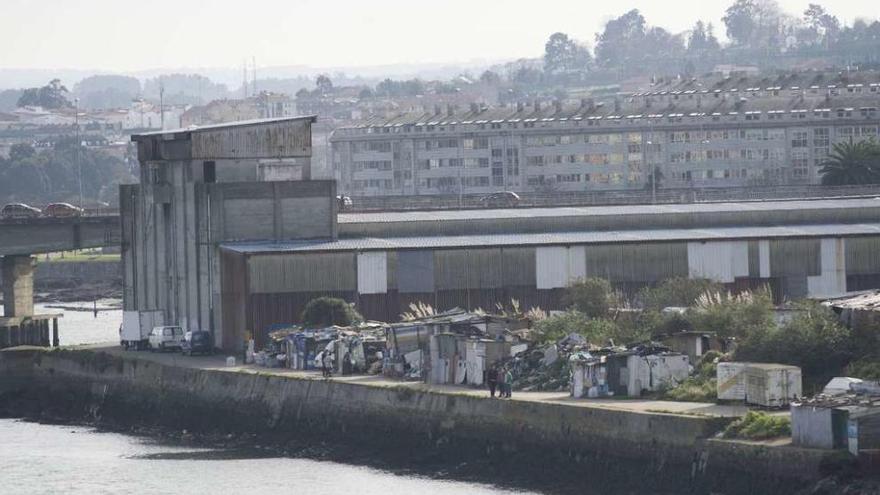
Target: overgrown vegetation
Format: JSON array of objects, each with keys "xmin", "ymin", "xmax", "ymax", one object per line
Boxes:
[
  {"xmin": 846, "ymin": 356, "xmax": 880, "ymax": 381},
  {"xmin": 563, "ymin": 277, "xmax": 619, "ymax": 318},
  {"xmin": 662, "ymin": 351, "xmax": 722, "ymax": 402},
  {"xmin": 533, "ymin": 312, "xmax": 628, "ymax": 346},
  {"xmin": 301, "ymin": 297, "xmax": 362, "ymax": 328},
  {"xmin": 638, "ymin": 278, "xmax": 724, "ymax": 310},
  {"xmin": 687, "ymin": 289, "xmax": 776, "ymax": 340},
  {"xmin": 723, "ymin": 411, "xmax": 791, "ymax": 440},
  {"xmin": 735, "ymin": 302, "xmax": 854, "ymax": 390}
]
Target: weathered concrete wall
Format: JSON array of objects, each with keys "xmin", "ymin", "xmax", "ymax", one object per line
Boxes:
[
  {"xmin": 0, "ymin": 349, "xmax": 830, "ymax": 495},
  {"xmin": 2, "ymin": 255, "xmax": 34, "ymax": 317},
  {"xmin": 34, "ymin": 260, "xmax": 120, "ymax": 287}
]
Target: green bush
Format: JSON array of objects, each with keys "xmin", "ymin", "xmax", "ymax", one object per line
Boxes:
[
  {"xmin": 638, "ymin": 277, "xmax": 724, "ymax": 310},
  {"xmin": 563, "ymin": 277, "xmax": 618, "ymax": 317},
  {"xmin": 846, "ymin": 357, "xmax": 880, "ymax": 381},
  {"xmin": 663, "ymin": 377, "xmax": 717, "ymax": 402},
  {"xmin": 300, "ymin": 297, "xmax": 362, "ymax": 328},
  {"xmin": 735, "ymin": 302, "xmax": 853, "ymax": 387},
  {"xmin": 533, "ymin": 311, "xmax": 625, "ymax": 345},
  {"xmin": 723, "ymin": 411, "xmax": 791, "ymax": 440},
  {"xmin": 662, "ymin": 352, "xmax": 722, "ymax": 402}
]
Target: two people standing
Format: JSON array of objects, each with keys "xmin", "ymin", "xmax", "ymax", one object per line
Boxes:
[{"xmin": 487, "ymin": 364, "xmax": 513, "ymax": 398}]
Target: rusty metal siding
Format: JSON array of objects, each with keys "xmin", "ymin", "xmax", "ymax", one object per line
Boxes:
[
  {"xmin": 248, "ymin": 253, "xmax": 356, "ymax": 293},
  {"xmin": 192, "ymin": 120, "xmax": 312, "ymax": 160},
  {"xmin": 220, "ymin": 249, "xmax": 248, "ymax": 351}
]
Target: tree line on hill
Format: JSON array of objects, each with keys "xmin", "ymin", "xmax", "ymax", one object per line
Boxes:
[{"xmin": 0, "ymin": 141, "xmax": 134, "ymax": 206}]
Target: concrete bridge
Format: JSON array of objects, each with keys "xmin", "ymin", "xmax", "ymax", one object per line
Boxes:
[{"xmin": 0, "ymin": 215, "xmax": 120, "ymax": 348}]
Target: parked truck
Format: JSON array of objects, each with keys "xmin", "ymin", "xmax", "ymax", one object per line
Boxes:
[{"xmin": 121, "ymin": 310, "xmax": 164, "ymax": 350}]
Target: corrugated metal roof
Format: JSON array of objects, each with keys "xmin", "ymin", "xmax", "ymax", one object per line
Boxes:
[
  {"xmin": 221, "ymin": 223, "xmax": 880, "ymax": 254},
  {"xmin": 338, "ymin": 198, "xmax": 880, "ymax": 224}
]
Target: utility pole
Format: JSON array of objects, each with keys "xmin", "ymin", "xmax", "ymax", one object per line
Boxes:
[
  {"xmin": 242, "ymin": 61, "xmax": 248, "ymax": 98},
  {"xmin": 159, "ymin": 80, "xmax": 165, "ymax": 130},
  {"xmin": 252, "ymin": 56, "xmax": 257, "ymax": 96},
  {"xmin": 75, "ymin": 98, "xmax": 83, "ymax": 209}
]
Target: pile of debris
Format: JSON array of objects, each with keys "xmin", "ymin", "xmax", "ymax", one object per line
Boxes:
[{"xmin": 511, "ymin": 334, "xmax": 621, "ymax": 392}]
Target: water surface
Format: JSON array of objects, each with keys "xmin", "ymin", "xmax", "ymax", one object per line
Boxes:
[{"xmin": 0, "ymin": 419, "xmax": 534, "ymax": 495}]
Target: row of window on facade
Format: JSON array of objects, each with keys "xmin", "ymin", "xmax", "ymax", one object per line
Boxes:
[{"xmin": 345, "ymin": 126, "xmax": 878, "ymax": 157}]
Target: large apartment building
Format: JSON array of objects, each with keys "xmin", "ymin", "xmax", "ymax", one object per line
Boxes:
[{"xmin": 329, "ymin": 72, "xmax": 880, "ymax": 196}]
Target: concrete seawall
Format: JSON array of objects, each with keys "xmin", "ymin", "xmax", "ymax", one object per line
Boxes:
[{"xmin": 0, "ymin": 348, "xmax": 831, "ymax": 494}]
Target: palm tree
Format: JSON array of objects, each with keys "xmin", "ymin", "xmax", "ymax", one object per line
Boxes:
[{"xmin": 819, "ymin": 140, "xmax": 880, "ymax": 186}]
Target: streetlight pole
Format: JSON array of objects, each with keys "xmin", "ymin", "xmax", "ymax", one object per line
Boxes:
[{"xmin": 75, "ymin": 98, "xmax": 82, "ymax": 209}]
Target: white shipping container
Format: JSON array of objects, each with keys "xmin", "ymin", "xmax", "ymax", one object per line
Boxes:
[
  {"xmin": 717, "ymin": 362, "xmax": 749, "ymax": 401},
  {"xmin": 744, "ymin": 364, "xmax": 802, "ymax": 407}
]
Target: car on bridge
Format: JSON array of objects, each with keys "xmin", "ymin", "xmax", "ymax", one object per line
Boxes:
[
  {"xmin": 337, "ymin": 195, "xmax": 353, "ymax": 211},
  {"xmin": 44, "ymin": 202, "xmax": 84, "ymax": 218},
  {"xmin": 479, "ymin": 191, "xmax": 520, "ymax": 208},
  {"xmin": 1, "ymin": 203, "xmax": 42, "ymax": 219}
]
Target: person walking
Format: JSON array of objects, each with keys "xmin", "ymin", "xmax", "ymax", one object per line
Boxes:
[
  {"xmin": 503, "ymin": 366, "xmax": 514, "ymax": 398},
  {"xmin": 486, "ymin": 365, "xmax": 499, "ymax": 398},
  {"xmin": 322, "ymin": 350, "xmax": 333, "ymax": 378},
  {"xmin": 317, "ymin": 350, "xmax": 327, "ymax": 377}
]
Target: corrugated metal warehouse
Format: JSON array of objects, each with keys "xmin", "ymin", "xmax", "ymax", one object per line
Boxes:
[{"xmin": 220, "ymin": 210, "xmax": 880, "ymax": 347}]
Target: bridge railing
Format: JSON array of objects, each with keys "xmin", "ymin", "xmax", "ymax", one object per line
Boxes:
[{"xmin": 346, "ymin": 184, "xmax": 880, "ymax": 212}]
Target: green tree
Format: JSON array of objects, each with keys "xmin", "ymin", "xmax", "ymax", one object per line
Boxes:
[
  {"xmin": 479, "ymin": 70, "xmax": 502, "ymax": 86},
  {"xmin": 315, "ymin": 74, "xmax": 333, "ymax": 94},
  {"xmin": 802, "ymin": 3, "xmax": 839, "ymax": 46},
  {"xmin": 819, "ymin": 140, "xmax": 880, "ymax": 185},
  {"xmin": 543, "ymin": 32, "xmax": 592, "ymax": 77},
  {"xmin": 301, "ymin": 297, "xmax": 362, "ymax": 328},
  {"xmin": 16, "ymin": 79, "xmax": 72, "ymax": 109},
  {"xmin": 736, "ymin": 302, "xmax": 853, "ymax": 387},
  {"xmin": 595, "ymin": 9, "xmax": 646, "ymax": 68},
  {"xmin": 723, "ymin": 0, "xmax": 759, "ymax": 46},
  {"xmin": 689, "ymin": 21, "xmax": 721, "ymax": 52},
  {"xmin": 563, "ymin": 277, "xmax": 618, "ymax": 317}
]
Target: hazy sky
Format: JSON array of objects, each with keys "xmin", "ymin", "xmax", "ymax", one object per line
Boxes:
[{"xmin": 0, "ymin": 0, "xmax": 876, "ymax": 72}]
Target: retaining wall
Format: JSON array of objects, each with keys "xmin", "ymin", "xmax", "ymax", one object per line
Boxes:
[{"xmin": 0, "ymin": 349, "xmax": 831, "ymax": 494}]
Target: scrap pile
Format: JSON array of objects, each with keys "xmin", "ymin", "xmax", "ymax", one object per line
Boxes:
[{"xmin": 510, "ymin": 334, "xmax": 621, "ymax": 392}]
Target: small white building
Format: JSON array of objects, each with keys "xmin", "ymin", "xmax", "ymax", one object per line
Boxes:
[
  {"xmin": 606, "ymin": 352, "xmax": 690, "ymax": 397},
  {"xmin": 570, "ymin": 354, "xmax": 608, "ymax": 398}
]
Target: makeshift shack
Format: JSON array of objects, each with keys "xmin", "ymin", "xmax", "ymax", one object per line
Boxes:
[
  {"xmin": 792, "ymin": 380, "xmax": 880, "ymax": 458},
  {"xmin": 605, "ymin": 347, "xmax": 690, "ymax": 397},
  {"xmin": 570, "ymin": 353, "xmax": 609, "ymax": 398},
  {"xmin": 744, "ymin": 363, "xmax": 802, "ymax": 407},
  {"xmin": 661, "ymin": 331, "xmax": 727, "ymax": 364},
  {"xmin": 464, "ymin": 339, "xmax": 511, "ymax": 386}
]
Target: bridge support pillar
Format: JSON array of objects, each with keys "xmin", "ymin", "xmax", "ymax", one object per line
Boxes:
[{"xmin": 2, "ymin": 255, "xmax": 35, "ymax": 318}]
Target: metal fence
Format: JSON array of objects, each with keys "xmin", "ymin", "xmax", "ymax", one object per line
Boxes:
[{"xmin": 347, "ymin": 184, "xmax": 880, "ymax": 212}]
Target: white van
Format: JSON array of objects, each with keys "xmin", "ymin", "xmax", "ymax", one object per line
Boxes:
[{"xmin": 148, "ymin": 326, "xmax": 184, "ymax": 352}]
